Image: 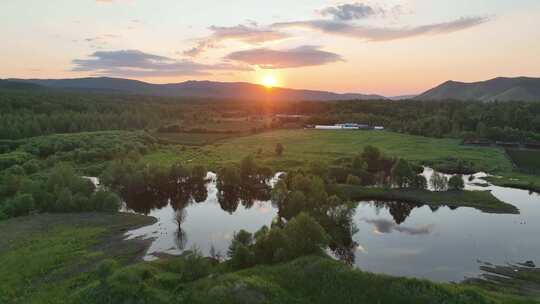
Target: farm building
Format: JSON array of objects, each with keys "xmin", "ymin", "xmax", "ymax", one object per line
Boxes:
[{"xmin": 314, "ymin": 123, "xmax": 377, "ymax": 130}]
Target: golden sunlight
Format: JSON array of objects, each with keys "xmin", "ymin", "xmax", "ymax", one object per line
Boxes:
[{"xmin": 261, "ymin": 75, "xmax": 278, "ymax": 88}]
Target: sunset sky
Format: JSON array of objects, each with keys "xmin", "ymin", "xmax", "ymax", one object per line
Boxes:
[{"xmin": 2, "ymin": 0, "xmax": 540, "ymax": 96}]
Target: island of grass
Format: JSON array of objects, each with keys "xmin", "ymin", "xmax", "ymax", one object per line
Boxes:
[
  {"xmin": 339, "ymin": 185, "xmax": 519, "ymax": 214},
  {"xmin": 0, "ymin": 212, "xmax": 535, "ymax": 304}
]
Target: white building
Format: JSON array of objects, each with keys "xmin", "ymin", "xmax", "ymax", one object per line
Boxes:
[
  {"xmin": 315, "ymin": 125, "xmax": 343, "ymax": 130},
  {"xmin": 315, "ymin": 123, "xmax": 371, "ymax": 130}
]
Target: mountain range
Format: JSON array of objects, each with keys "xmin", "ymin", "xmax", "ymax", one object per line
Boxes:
[
  {"xmin": 3, "ymin": 76, "xmax": 540, "ymax": 102},
  {"xmin": 416, "ymin": 77, "xmax": 540, "ymax": 102},
  {"xmin": 5, "ymin": 77, "xmax": 386, "ymax": 102}
]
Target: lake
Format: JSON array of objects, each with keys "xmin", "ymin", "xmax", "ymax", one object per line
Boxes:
[{"xmin": 119, "ymin": 169, "xmax": 540, "ymax": 282}]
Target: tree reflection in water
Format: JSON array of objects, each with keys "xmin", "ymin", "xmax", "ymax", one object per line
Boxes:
[
  {"xmin": 367, "ymin": 201, "xmax": 428, "ymax": 225},
  {"xmin": 107, "ymin": 160, "xmax": 440, "ymax": 267},
  {"xmin": 174, "ymin": 208, "xmax": 187, "ymax": 250}
]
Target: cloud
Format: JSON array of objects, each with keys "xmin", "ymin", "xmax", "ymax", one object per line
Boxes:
[
  {"xmin": 225, "ymin": 45, "xmax": 343, "ymax": 69},
  {"xmin": 273, "ymin": 16, "xmax": 488, "ymax": 42},
  {"xmin": 184, "ymin": 24, "xmax": 290, "ymax": 57},
  {"xmin": 72, "ymin": 49, "xmax": 251, "ymax": 77},
  {"xmin": 321, "ymin": 2, "xmax": 378, "ymax": 21},
  {"xmin": 363, "ymin": 218, "xmax": 433, "ymax": 236},
  {"xmin": 84, "ymin": 34, "xmax": 120, "ymax": 48}
]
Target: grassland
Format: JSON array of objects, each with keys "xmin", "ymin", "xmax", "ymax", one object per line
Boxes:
[
  {"xmin": 179, "ymin": 256, "xmax": 536, "ymax": 304},
  {"xmin": 0, "ymin": 213, "xmax": 155, "ymax": 304},
  {"xmin": 0, "ymin": 213, "xmax": 536, "ymax": 304},
  {"xmin": 144, "ymin": 130, "xmax": 511, "ymax": 170},
  {"xmin": 141, "ymin": 129, "xmax": 540, "ymax": 192},
  {"xmin": 154, "ymin": 132, "xmax": 241, "ymax": 146},
  {"xmin": 339, "ymin": 185, "xmax": 519, "ymax": 214}
]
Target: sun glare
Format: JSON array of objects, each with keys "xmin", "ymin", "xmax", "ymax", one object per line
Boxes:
[{"xmin": 262, "ymin": 75, "xmax": 278, "ymax": 88}]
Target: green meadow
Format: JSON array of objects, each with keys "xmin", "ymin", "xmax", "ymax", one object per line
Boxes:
[
  {"xmin": 143, "ymin": 129, "xmax": 540, "ymax": 192},
  {"xmin": 145, "ymin": 129, "xmax": 510, "ymax": 171}
]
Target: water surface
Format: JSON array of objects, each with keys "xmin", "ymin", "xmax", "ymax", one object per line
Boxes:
[{"xmin": 121, "ymin": 169, "xmax": 540, "ymax": 282}]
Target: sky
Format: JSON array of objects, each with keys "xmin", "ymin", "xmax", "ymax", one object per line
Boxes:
[{"xmin": 1, "ymin": 0, "xmax": 540, "ymax": 95}]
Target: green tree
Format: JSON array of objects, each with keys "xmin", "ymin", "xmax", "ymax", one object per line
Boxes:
[
  {"xmin": 410, "ymin": 175, "xmax": 428, "ymax": 190},
  {"xmin": 282, "ymin": 212, "xmax": 329, "ymax": 259},
  {"xmin": 361, "ymin": 145, "xmax": 381, "ymax": 172},
  {"xmin": 391, "ymin": 159, "xmax": 414, "ymax": 188},
  {"xmin": 275, "ymin": 143, "xmax": 284, "ymax": 156},
  {"xmin": 448, "ymin": 175, "xmax": 465, "ymax": 190},
  {"xmin": 228, "ymin": 230, "xmax": 253, "ymax": 258},
  {"xmin": 271, "ymin": 179, "xmax": 288, "ymax": 206},
  {"xmin": 430, "ymin": 172, "xmax": 448, "ymax": 191}
]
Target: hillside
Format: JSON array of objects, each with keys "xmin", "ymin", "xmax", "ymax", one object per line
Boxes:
[
  {"xmin": 416, "ymin": 77, "xmax": 540, "ymax": 102},
  {"xmin": 6, "ymin": 77, "xmax": 386, "ymax": 101}
]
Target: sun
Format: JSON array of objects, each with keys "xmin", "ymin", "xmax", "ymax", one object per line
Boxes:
[{"xmin": 261, "ymin": 75, "xmax": 278, "ymax": 88}]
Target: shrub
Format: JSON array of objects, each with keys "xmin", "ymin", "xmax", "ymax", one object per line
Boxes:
[
  {"xmin": 166, "ymin": 249, "xmax": 212, "ymax": 282},
  {"xmin": 346, "ymin": 174, "xmax": 362, "ymax": 185},
  {"xmin": 253, "ymin": 226, "xmax": 289, "ymax": 264},
  {"xmin": 91, "ymin": 190, "xmax": 121, "ymax": 212},
  {"xmin": 105, "ymin": 264, "xmax": 164, "ymax": 303},
  {"xmin": 230, "ymin": 243, "xmax": 255, "ymax": 269},
  {"xmin": 3, "ymin": 193, "xmax": 35, "ymax": 217},
  {"xmin": 22, "ymin": 159, "xmax": 41, "ymax": 174},
  {"xmin": 282, "ymin": 212, "xmax": 329, "ymax": 259},
  {"xmin": 96, "ymin": 259, "xmax": 120, "ymax": 283},
  {"xmin": 228, "ymin": 230, "xmax": 253, "ymax": 258}
]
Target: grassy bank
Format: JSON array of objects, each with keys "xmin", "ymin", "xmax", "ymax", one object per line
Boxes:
[
  {"xmin": 339, "ymin": 185, "xmax": 519, "ymax": 214},
  {"xmin": 468, "ymin": 263, "xmax": 540, "ymax": 298},
  {"xmin": 485, "ymin": 172, "xmax": 540, "ymax": 194},
  {"xmin": 67, "ymin": 255, "xmax": 539, "ymax": 304},
  {"xmin": 180, "ymin": 256, "xmax": 535, "ymax": 304},
  {"xmin": 0, "ymin": 212, "xmax": 155, "ymax": 304}
]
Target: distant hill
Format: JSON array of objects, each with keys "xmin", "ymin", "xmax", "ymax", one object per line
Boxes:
[
  {"xmin": 6, "ymin": 77, "xmax": 387, "ymax": 101},
  {"xmin": 416, "ymin": 77, "xmax": 540, "ymax": 102},
  {"xmin": 0, "ymin": 79, "xmax": 43, "ymax": 90}
]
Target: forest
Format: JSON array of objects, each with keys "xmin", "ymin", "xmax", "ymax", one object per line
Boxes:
[{"xmin": 1, "ymin": 87, "xmax": 540, "ymax": 143}]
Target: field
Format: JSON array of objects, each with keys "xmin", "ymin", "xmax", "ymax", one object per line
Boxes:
[
  {"xmin": 144, "ymin": 129, "xmax": 512, "ymax": 171},
  {"xmin": 154, "ymin": 132, "xmax": 241, "ymax": 146}
]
